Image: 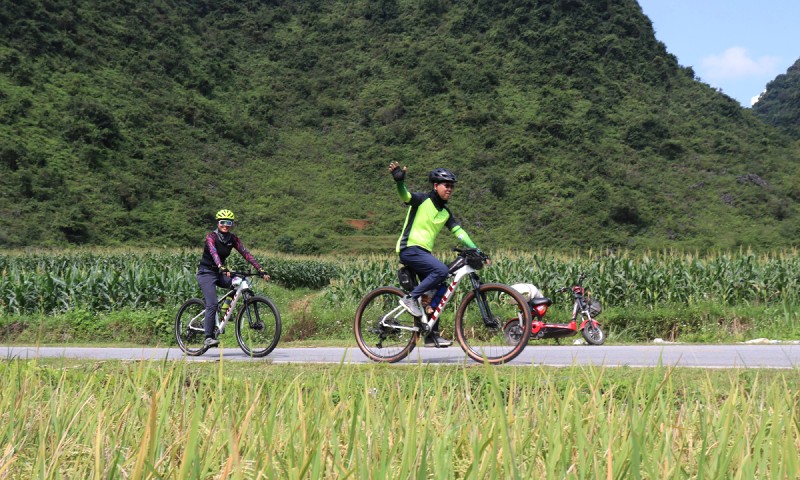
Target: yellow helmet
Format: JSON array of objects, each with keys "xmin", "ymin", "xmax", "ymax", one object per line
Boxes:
[{"xmin": 215, "ymin": 209, "xmax": 235, "ymax": 221}]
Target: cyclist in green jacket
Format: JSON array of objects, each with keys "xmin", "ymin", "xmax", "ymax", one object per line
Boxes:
[{"xmin": 389, "ymin": 162, "xmax": 487, "ymax": 347}]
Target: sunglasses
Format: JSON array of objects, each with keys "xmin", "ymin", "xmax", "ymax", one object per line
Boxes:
[
  {"xmin": 437, "ymin": 182, "xmax": 455, "ymax": 189},
  {"xmin": 218, "ymin": 220, "xmax": 234, "ymax": 227}
]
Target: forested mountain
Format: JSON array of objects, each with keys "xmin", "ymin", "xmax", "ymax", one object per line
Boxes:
[
  {"xmin": 753, "ymin": 58, "xmax": 800, "ymax": 139},
  {"xmin": 2, "ymin": 0, "xmax": 799, "ymax": 252}
]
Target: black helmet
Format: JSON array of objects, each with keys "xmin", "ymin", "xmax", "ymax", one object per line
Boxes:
[{"xmin": 428, "ymin": 168, "xmax": 457, "ymax": 184}]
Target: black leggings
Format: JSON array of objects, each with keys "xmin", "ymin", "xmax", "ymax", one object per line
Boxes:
[{"xmin": 196, "ymin": 269, "xmax": 233, "ymax": 337}]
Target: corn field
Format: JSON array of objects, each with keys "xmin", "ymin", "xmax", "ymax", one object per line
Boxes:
[
  {"xmin": 326, "ymin": 248, "xmax": 800, "ymax": 308},
  {"xmin": 0, "ymin": 250, "xmax": 338, "ymax": 315},
  {"xmin": 3, "ymin": 248, "xmax": 800, "ymax": 316}
]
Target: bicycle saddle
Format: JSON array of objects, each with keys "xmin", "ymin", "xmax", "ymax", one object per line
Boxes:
[{"xmin": 530, "ymin": 297, "xmax": 553, "ymax": 307}]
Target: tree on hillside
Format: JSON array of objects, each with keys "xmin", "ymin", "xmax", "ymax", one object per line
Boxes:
[{"xmin": 753, "ymin": 58, "xmax": 800, "ymax": 139}]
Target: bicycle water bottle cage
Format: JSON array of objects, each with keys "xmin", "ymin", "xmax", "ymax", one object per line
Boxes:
[{"xmin": 397, "ymin": 266, "xmax": 419, "ymax": 292}]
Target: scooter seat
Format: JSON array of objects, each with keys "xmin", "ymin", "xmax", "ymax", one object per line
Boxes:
[{"xmin": 530, "ymin": 297, "xmax": 552, "ymax": 307}]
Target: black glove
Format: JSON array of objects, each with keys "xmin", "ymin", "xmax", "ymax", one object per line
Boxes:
[{"xmin": 391, "ymin": 165, "xmax": 406, "ymax": 181}]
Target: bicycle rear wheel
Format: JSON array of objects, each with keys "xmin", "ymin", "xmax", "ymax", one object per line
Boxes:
[
  {"xmin": 235, "ymin": 296, "xmax": 282, "ymax": 357},
  {"xmin": 354, "ymin": 286, "xmax": 419, "ymax": 363},
  {"xmin": 455, "ymin": 283, "xmax": 532, "ymax": 364},
  {"xmin": 175, "ymin": 298, "xmax": 209, "ymax": 356}
]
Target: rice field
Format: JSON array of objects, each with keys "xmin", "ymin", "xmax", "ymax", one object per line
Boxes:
[{"xmin": 1, "ymin": 359, "xmax": 798, "ymax": 478}]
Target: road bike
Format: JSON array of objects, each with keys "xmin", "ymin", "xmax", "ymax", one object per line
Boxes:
[
  {"xmin": 175, "ymin": 271, "xmax": 281, "ymax": 357},
  {"xmin": 504, "ymin": 273, "xmax": 605, "ymax": 345},
  {"xmin": 354, "ymin": 248, "xmax": 532, "ymax": 364}
]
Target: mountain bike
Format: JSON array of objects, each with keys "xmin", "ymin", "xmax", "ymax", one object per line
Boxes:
[
  {"xmin": 175, "ymin": 271, "xmax": 281, "ymax": 357},
  {"xmin": 354, "ymin": 248, "xmax": 532, "ymax": 364},
  {"xmin": 504, "ymin": 273, "xmax": 605, "ymax": 345}
]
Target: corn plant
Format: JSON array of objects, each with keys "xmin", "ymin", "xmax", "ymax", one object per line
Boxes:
[
  {"xmin": 0, "ymin": 250, "xmax": 338, "ymax": 315},
  {"xmin": 5, "ymin": 248, "xmax": 800, "ymax": 317},
  {"xmin": 323, "ymin": 248, "xmax": 800, "ymax": 309}
]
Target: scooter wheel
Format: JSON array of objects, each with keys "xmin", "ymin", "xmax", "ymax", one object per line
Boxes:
[
  {"xmin": 581, "ymin": 323, "xmax": 605, "ymax": 345},
  {"xmin": 503, "ymin": 320, "xmax": 526, "ymax": 345}
]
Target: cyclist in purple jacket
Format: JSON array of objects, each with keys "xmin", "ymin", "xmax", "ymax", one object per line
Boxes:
[{"xmin": 196, "ymin": 209, "xmax": 270, "ymax": 348}]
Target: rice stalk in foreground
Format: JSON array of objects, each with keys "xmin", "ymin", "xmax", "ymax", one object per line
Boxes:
[{"xmin": 1, "ymin": 360, "xmax": 798, "ymax": 478}]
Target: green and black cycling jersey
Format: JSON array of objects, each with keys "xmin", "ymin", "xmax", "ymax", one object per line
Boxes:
[{"xmin": 395, "ymin": 181, "xmax": 477, "ymax": 252}]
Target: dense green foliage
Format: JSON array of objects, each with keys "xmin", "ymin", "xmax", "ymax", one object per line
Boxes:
[
  {"xmin": 2, "ymin": 0, "xmax": 800, "ymax": 252},
  {"xmin": 753, "ymin": 58, "xmax": 800, "ymax": 139}
]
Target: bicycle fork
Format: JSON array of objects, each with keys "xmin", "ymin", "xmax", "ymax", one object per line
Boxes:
[{"xmin": 468, "ymin": 273, "xmax": 500, "ymax": 328}]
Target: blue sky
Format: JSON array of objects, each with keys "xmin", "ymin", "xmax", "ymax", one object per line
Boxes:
[{"xmin": 637, "ymin": 0, "xmax": 800, "ymax": 107}]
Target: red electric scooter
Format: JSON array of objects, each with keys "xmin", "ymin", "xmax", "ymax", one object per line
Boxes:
[{"xmin": 503, "ymin": 273, "xmax": 605, "ymax": 345}]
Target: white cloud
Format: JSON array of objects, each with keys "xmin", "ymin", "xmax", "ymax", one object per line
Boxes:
[
  {"xmin": 700, "ymin": 47, "xmax": 781, "ymax": 80},
  {"xmin": 750, "ymin": 90, "xmax": 766, "ymax": 106}
]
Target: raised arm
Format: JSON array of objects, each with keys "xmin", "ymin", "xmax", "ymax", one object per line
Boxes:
[{"xmin": 389, "ymin": 162, "xmax": 412, "ymax": 203}]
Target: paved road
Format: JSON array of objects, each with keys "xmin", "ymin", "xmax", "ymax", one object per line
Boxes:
[{"xmin": 3, "ymin": 344, "xmax": 800, "ymax": 368}]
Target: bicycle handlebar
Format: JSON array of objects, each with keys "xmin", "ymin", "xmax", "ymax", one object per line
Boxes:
[
  {"xmin": 556, "ymin": 274, "xmax": 588, "ymax": 294},
  {"xmin": 228, "ymin": 271, "xmax": 267, "ymax": 278},
  {"xmin": 453, "ymin": 247, "xmax": 489, "ymax": 260}
]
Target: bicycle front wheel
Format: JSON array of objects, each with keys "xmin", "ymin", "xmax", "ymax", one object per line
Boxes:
[
  {"xmin": 354, "ymin": 286, "xmax": 419, "ymax": 363},
  {"xmin": 175, "ymin": 298, "xmax": 209, "ymax": 356},
  {"xmin": 235, "ymin": 296, "xmax": 282, "ymax": 357},
  {"xmin": 455, "ymin": 283, "xmax": 532, "ymax": 364}
]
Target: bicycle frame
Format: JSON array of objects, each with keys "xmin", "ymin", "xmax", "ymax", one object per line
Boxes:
[
  {"xmin": 187, "ymin": 276, "xmax": 252, "ymax": 335},
  {"xmin": 379, "ymin": 263, "xmax": 482, "ymax": 334}
]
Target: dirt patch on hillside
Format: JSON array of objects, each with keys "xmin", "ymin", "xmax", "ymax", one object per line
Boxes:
[{"xmin": 347, "ymin": 219, "xmax": 370, "ymax": 230}]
